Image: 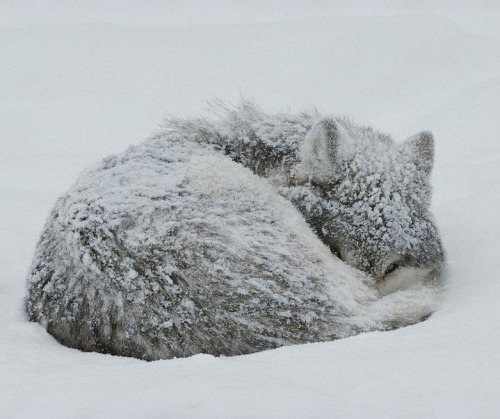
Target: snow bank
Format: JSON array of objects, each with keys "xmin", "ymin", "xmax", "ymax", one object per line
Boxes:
[{"xmin": 2, "ymin": 11, "xmax": 500, "ymax": 417}]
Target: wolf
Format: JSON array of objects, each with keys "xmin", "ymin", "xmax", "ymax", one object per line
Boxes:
[{"xmin": 26, "ymin": 103, "xmax": 444, "ymax": 360}]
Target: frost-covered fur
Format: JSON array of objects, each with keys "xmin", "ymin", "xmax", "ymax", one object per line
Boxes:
[
  {"xmin": 27, "ymin": 103, "xmax": 444, "ymax": 361},
  {"xmin": 166, "ymin": 103, "xmax": 444, "ymax": 286}
]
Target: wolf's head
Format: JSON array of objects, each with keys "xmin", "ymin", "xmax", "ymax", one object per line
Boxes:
[{"xmin": 293, "ymin": 118, "xmax": 444, "ymax": 294}]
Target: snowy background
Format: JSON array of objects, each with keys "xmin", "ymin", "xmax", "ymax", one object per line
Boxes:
[{"xmin": 2, "ymin": 1, "xmax": 500, "ymax": 416}]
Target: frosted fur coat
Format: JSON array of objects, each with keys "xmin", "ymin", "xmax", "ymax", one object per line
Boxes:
[{"xmin": 27, "ymin": 103, "xmax": 444, "ymax": 360}]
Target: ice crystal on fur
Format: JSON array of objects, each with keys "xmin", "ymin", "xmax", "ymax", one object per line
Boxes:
[
  {"xmin": 27, "ymin": 103, "xmax": 444, "ymax": 360},
  {"xmin": 164, "ymin": 103, "xmax": 444, "ymax": 281}
]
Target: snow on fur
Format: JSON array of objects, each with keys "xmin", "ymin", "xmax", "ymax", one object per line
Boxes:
[
  {"xmin": 27, "ymin": 103, "xmax": 444, "ymax": 360},
  {"xmin": 164, "ymin": 103, "xmax": 444, "ymax": 279}
]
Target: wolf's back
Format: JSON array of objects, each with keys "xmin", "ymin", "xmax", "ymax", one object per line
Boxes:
[{"xmin": 27, "ymin": 138, "xmax": 383, "ymax": 360}]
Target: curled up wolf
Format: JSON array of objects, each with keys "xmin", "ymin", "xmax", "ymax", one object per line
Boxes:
[{"xmin": 27, "ymin": 102, "xmax": 445, "ymax": 361}]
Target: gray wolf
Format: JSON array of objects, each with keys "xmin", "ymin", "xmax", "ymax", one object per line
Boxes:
[{"xmin": 27, "ymin": 103, "xmax": 444, "ymax": 360}]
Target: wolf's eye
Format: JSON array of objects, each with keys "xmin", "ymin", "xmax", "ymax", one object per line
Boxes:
[
  {"xmin": 330, "ymin": 246, "xmax": 342, "ymax": 260},
  {"xmin": 385, "ymin": 263, "xmax": 399, "ymax": 275}
]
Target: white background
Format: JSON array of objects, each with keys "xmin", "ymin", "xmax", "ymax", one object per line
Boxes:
[{"xmin": 1, "ymin": 1, "xmax": 500, "ymax": 416}]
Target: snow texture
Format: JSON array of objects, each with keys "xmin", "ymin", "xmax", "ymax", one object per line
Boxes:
[
  {"xmin": 4, "ymin": 7, "xmax": 500, "ymax": 416},
  {"xmin": 27, "ymin": 105, "xmax": 443, "ymax": 360}
]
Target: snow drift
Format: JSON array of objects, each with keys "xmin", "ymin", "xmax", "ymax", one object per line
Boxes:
[{"xmin": 3, "ymin": 9, "xmax": 500, "ymax": 417}]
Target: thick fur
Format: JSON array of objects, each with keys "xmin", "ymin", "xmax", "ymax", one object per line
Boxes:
[
  {"xmin": 26, "ymin": 103, "xmax": 444, "ymax": 360},
  {"xmin": 165, "ymin": 103, "xmax": 444, "ymax": 284}
]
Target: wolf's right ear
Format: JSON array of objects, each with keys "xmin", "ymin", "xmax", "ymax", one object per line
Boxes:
[
  {"xmin": 296, "ymin": 119, "xmax": 338, "ymax": 185},
  {"xmin": 402, "ymin": 131, "xmax": 434, "ymax": 176}
]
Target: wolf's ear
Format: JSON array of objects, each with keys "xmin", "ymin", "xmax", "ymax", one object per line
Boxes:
[
  {"xmin": 402, "ymin": 131, "xmax": 434, "ymax": 175},
  {"xmin": 296, "ymin": 119, "xmax": 338, "ymax": 185}
]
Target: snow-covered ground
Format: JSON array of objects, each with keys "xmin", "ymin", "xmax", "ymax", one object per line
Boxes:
[{"xmin": 2, "ymin": 3, "xmax": 500, "ymax": 417}]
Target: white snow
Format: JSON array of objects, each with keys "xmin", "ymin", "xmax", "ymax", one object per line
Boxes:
[{"xmin": 2, "ymin": 3, "xmax": 500, "ymax": 417}]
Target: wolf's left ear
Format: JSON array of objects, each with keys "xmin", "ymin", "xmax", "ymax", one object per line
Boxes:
[
  {"xmin": 402, "ymin": 131, "xmax": 434, "ymax": 175},
  {"xmin": 295, "ymin": 119, "xmax": 338, "ymax": 185}
]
